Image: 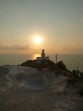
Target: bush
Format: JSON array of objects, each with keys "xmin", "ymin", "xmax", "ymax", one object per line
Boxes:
[
  {"xmin": 67, "ymin": 78, "xmax": 77, "ymax": 84},
  {"xmin": 21, "ymin": 60, "xmax": 56, "ymax": 70},
  {"xmin": 56, "ymin": 61, "xmax": 67, "ymax": 70},
  {"xmin": 79, "ymin": 87, "xmax": 83, "ymax": 96}
]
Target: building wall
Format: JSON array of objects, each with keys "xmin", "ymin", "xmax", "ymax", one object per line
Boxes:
[{"xmin": 36, "ymin": 56, "xmax": 49, "ymax": 61}]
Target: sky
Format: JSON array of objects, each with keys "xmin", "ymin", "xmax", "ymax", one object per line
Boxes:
[{"xmin": 0, "ymin": 0, "xmax": 83, "ymax": 54}]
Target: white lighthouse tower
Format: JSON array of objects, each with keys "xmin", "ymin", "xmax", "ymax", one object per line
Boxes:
[
  {"xmin": 36, "ymin": 49, "xmax": 49, "ymax": 61},
  {"xmin": 41, "ymin": 49, "xmax": 45, "ymax": 58}
]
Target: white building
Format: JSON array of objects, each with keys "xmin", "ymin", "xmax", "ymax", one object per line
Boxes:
[{"xmin": 36, "ymin": 49, "xmax": 49, "ymax": 61}]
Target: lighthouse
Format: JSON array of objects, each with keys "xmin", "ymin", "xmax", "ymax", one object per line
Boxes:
[
  {"xmin": 36, "ymin": 49, "xmax": 49, "ymax": 61},
  {"xmin": 41, "ymin": 49, "xmax": 45, "ymax": 58}
]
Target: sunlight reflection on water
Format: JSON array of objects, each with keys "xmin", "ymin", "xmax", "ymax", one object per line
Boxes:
[{"xmin": 32, "ymin": 54, "xmax": 41, "ymax": 60}]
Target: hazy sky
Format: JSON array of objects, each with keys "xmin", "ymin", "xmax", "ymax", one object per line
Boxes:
[{"xmin": 0, "ymin": 0, "xmax": 83, "ymax": 54}]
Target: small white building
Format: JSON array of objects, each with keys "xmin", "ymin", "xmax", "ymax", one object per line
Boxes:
[{"xmin": 36, "ymin": 49, "xmax": 49, "ymax": 61}]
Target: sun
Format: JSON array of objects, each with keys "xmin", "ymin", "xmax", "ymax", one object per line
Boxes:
[{"xmin": 34, "ymin": 35, "xmax": 42, "ymax": 44}]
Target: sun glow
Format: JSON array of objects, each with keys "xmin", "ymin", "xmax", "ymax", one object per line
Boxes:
[{"xmin": 34, "ymin": 35, "xmax": 42, "ymax": 44}]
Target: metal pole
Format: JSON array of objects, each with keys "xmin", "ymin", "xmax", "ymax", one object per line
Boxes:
[{"xmin": 55, "ymin": 54, "xmax": 58, "ymax": 64}]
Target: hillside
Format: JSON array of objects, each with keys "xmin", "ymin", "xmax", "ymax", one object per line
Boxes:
[{"xmin": 0, "ymin": 65, "xmax": 83, "ymax": 111}]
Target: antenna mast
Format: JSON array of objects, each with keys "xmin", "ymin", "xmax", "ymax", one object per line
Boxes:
[{"xmin": 55, "ymin": 54, "xmax": 58, "ymax": 64}]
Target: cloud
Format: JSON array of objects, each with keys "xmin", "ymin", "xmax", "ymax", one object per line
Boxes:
[
  {"xmin": 0, "ymin": 44, "xmax": 30, "ymax": 50},
  {"xmin": 0, "ymin": 43, "xmax": 31, "ymax": 54}
]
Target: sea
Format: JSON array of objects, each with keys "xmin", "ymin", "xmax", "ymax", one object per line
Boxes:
[{"xmin": 0, "ymin": 54, "xmax": 83, "ymax": 72}]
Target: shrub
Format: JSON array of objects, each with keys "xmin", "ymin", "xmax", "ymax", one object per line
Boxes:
[
  {"xmin": 79, "ymin": 87, "xmax": 83, "ymax": 96},
  {"xmin": 21, "ymin": 60, "xmax": 56, "ymax": 70},
  {"xmin": 56, "ymin": 61, "xmax": 67, "ymax": 70}
]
